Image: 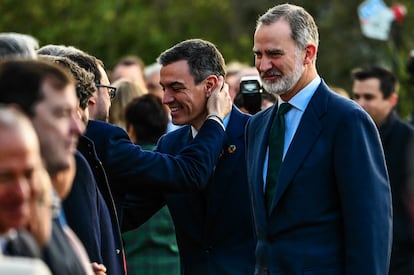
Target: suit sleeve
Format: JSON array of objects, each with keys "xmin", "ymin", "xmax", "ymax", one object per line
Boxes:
[
  {"xmin": 120, "ymin": 133, "xmax": 178, "ymax": 232},
  {"xmin": 91, "ymin": 119, "xmax": 225, "ymax": 194},
  {"xmin": 335, "ymin": 108, "xmax": 392, "ymax": 274}
]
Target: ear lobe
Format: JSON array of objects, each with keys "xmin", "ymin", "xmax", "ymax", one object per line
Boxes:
[{"xmin": 389, "ymin": 93, "xmax": 398, "ymax": 107}]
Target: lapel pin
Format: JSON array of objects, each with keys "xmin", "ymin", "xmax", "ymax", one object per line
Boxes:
[{"xmin": 227, "ymin": 144, "xmax": 236, "ymax": 154}]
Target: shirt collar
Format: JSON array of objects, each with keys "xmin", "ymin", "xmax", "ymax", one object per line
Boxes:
[
  {"xmin": 191, "ymin": 111, "xmax": 231, "ymax": 138},
  {"xmin": 279, "ymin": 75, "xmax": 321, "ymax": 111}
]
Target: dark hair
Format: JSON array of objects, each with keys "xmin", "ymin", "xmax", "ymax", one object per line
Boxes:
[
  {"xmin": 157, "ymin": 38, "xmax": 226, "ymax": 84},
  {"xmin": 351, "ymin": 65, "xmax": 398, "ymax": 99},
  {"xmin": 39, "ymin": 55, "xmax": 95, "ymax": 109},
  {"xmin": 125, "ymin": 94, "xmax": 168, "ymax": 145},
  {"xmin": 0, "ymin": 59, "xmax": 74, "ymax": 117}
]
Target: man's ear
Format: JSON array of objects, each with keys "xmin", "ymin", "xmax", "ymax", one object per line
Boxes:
[
  {"xmin": 389, "ymin": 92, "xmax": 399, "ymax": 108},
  {"xmin": 204, "ymin": 75, "xmax": 218, "ymax": 98},
  {"xmin": 303, "ymin": 44, "xmax": 317, "ymax": 65},
  {"xmin": 88, "ymin": 96, "xmax": 96, "ymax": 107}
]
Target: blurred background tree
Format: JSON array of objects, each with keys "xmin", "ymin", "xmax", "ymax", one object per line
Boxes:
[{"xmin": 1, "ymin": 0, "xmax": 413, "ymax": 118}]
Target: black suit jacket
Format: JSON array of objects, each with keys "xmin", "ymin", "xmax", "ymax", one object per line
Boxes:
[
  {"xmin": 123, "ymin": 107, "xmax": 256, "ymax": 274},
  {"xmin": 380, "ymin": 111, "xmax": 414, "ymax": 274},
  {"xmin": 63, "ymin": 147, "xmax": 125, "ymax": 275}
]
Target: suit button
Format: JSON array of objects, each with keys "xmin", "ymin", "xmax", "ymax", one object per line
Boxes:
[
  {"xmin": 116, "ymin": 249, "xmax": 120, "ymax": 254},
  {"xmin": 204, "ymin": 246, "xmax": 212, "ymax": 253}
]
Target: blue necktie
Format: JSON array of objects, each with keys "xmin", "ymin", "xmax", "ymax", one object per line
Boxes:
[{"xmin": 265, "ymin": 103, "xmax": 292, "ymax": 213}]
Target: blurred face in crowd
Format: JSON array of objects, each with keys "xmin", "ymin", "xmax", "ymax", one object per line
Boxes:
[
  {"xmin": 28, "ymin": 166, "xmax": 53, "ymax": 247},
  {"xmin": 146, "ymin": 71, "xmax": 164, "ymax": 101},
  {"xmin": 161, "ymin": 60, "xmax": 215, "ymax": 131},
  {"xmin": 254, "ymin": 20, "xmax": 306, "ymax": 99},
  {"xmin": 226, "ymin": 73, "xmax": 240, "ymax": 101},
  {"xmin": 352, "ymin": 78, "xmax": 397, "ymax": 126},
  {"xmin": 31, "ymin": 78, "xmax": 82, "ymax": 176},
  {"xmin": 0, "ymin": 121, "xmax": 41, "ymax": 234},
  {"xmin": 90, "ymin": 65, "xmax": 112, "ymax": 122},
  {"xmin": 112, "ymin": 63, "xmax": 146, "ymax": 89}
]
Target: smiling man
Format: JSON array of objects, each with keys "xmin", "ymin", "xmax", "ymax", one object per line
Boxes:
[{"xmin": 123, "ymin": 38, "xmax": 256, "ymax": 274}]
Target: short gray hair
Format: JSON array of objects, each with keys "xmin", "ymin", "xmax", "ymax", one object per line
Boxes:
[
  {"xmin": 0, "ymin": 32, "xmax": 39, "ymax": 59},
  {"xmin": 256, "ymin": 4, "xmax": 319, "ymax": 50}
]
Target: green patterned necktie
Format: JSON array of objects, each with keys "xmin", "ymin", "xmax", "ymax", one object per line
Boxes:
[{"xmin": 265, "ymin": 103, "xmax": 292, "ymax": 213}]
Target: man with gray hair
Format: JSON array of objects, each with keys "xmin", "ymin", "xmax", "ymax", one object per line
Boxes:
[
  {"xmin": 0, "ymin": 32, "xmax": 38, "ymax": 59},
  {"xmin": 246, "ymin": 4, "xmax": 392, "ymax": 274}
]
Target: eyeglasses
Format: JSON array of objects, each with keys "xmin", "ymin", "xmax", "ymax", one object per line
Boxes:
[
  {"xmin": 96, "ymin": 84, "xmax": 117, "ymax": 100},
  {"xmin": 353, "ymin": 93, "xmax": 376, "ymax": 101}
]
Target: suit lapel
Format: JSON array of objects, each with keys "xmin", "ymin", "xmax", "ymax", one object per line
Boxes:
[
  {"xmin": 206, "ymin": 108, "xmax": 247, "ymax": 230},
  {"xmin": 269, "ymin": 83, "xmax": 329, "ymax": 214}
]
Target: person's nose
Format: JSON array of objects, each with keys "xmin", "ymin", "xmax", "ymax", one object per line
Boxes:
[
  {"xmin": 256, "ymin": 56, "xmax": 273, "ymax": 73},
  {"xmin": 12, "ymin": 177, "xmax": 31, "ymax": 202},
  {"xmin": 70, "ymin": 111, "xmax": 85, "ymax": 136},
  {"xmin": 162, "ymin": 89, "xmax": 174, "ymax": 105},
  {"xmin": 354, "ymin": 98, "xmax": 367, "ymax": 109}
]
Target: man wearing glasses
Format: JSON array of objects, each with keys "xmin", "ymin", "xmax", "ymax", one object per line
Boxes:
[
  {"xmin": 40, "ymin": 47, "xmax": 117, "ymax": 123},
  {"xmin": 89, "ymin": 65, "xmax": 117, "ymax": 122}
]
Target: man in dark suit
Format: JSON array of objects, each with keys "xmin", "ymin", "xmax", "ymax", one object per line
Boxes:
[
  {"xmin": 352, "ymin": 65, "xmax": 414, "ymax": 274},
  {"xmin": 123, "ymin": 39, "xmax": 256, "ymax": 274},
  {"xmin": 39, "ymin": 53, "xmax": 127, "ymax": 275},
  {"xmin": 246, "ymin": 4, "xmax": 392, "ymax": 274}
]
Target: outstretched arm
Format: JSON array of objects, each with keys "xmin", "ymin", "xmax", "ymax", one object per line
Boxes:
[{"xmin": 86, "ymin": 76, "xmax": 232, "ymax": 193}]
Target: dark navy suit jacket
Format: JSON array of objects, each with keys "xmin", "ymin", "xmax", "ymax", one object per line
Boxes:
[
  {"xmin": 123, "ymin": 107, "xmax": 256, "ymax": 274},
  {"xmin": 245, "ymin": 81, "xmax": 392, "ymax": 274},
  {"xmin": 63, "ymin": 141, "xmax": 125, "ymax": 275}
]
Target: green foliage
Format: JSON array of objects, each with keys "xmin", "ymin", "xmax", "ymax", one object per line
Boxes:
[{"xmin": 0, "ymin": 0, "xmax": 413, "ymax": 117}]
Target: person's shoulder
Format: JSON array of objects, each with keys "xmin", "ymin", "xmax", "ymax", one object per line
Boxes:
[
  {"xmin": 231, "ymin": 105, "xmax": 251, "ymax": 122},
  {"xmin": 86, "ymin": 120, "xmax": 129, "ymax": 140},
  {"xmin": 393, "ymin": 116, "xmax": 414, "ymax": 137},
  {"xmin": 161, "ymin": 125, "xmax": 190, "ymax": 141},
  {"xmin": 87, "ymin": 120, "xmax": 120, "ymax": 131},
  {"xmin": 324, "ymin": 88, "xmax": 365, "ymax": 116},
  {"xmin": 248, "ymin": 104, "xmax": 274, "ymax": 124}
]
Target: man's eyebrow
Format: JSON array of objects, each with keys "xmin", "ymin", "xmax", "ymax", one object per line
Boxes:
[{"xmin": 163, "ymin": 81, "xmax": 185, "ymax": 88}]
